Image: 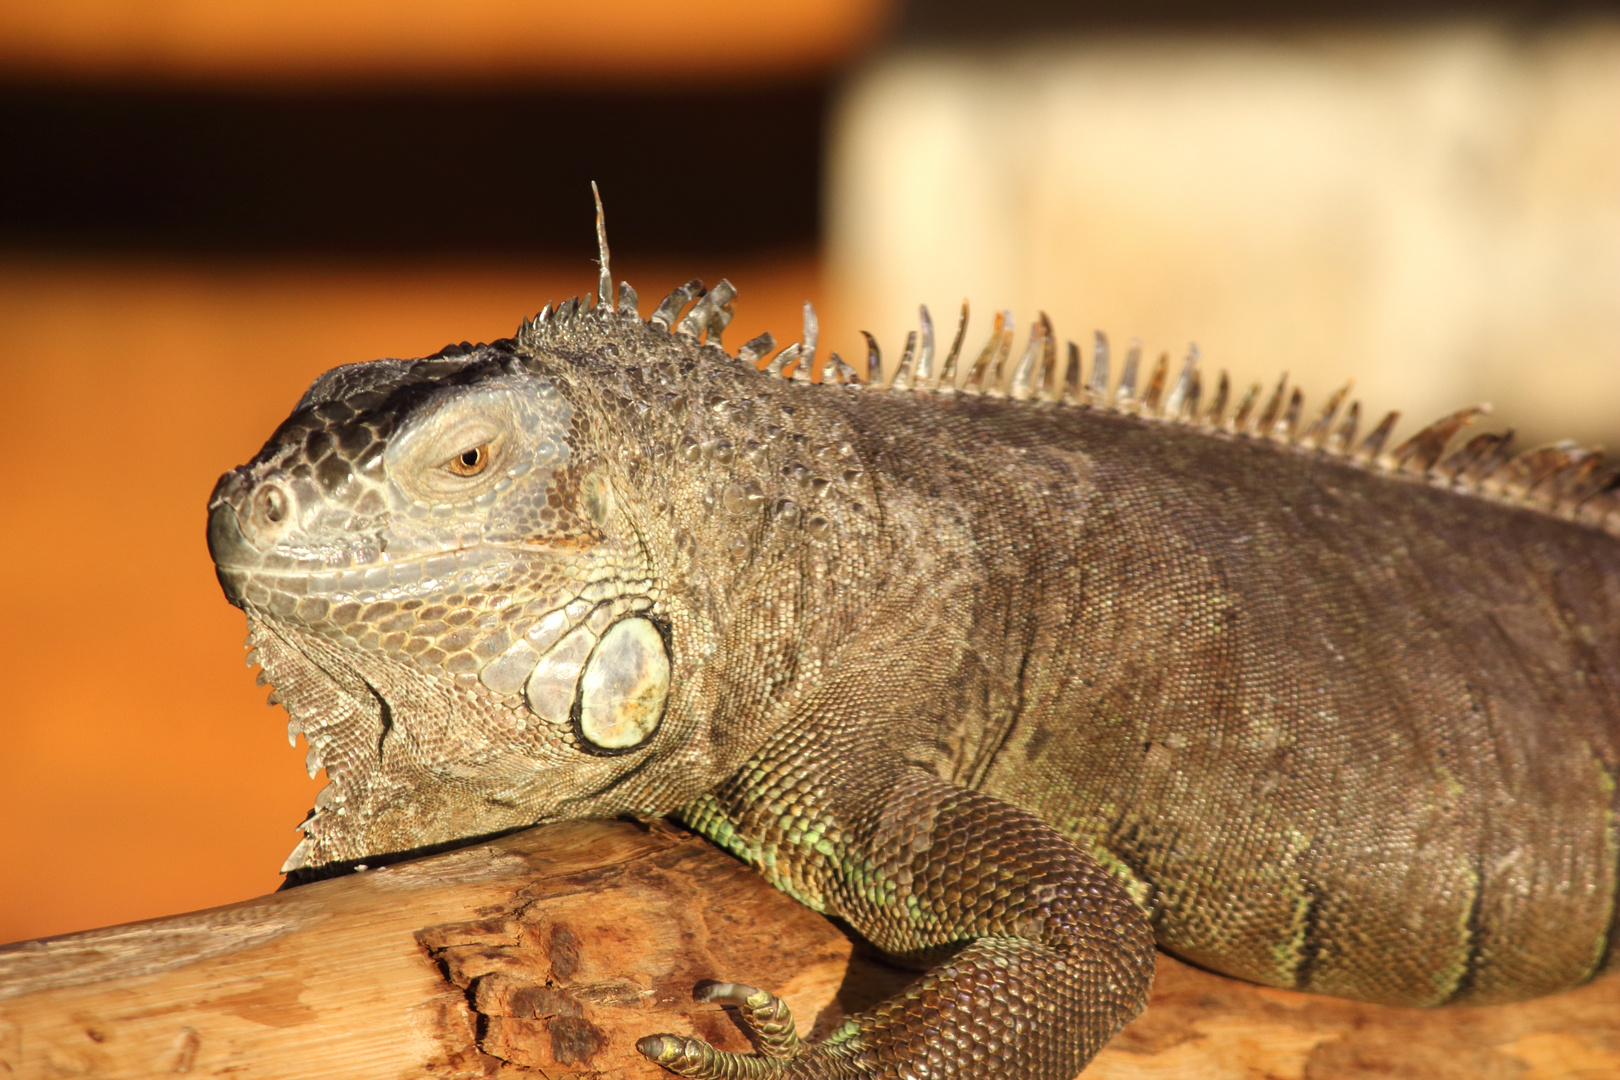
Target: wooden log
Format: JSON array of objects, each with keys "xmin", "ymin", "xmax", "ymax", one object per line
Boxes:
[{"xmin": 1, "ymin": 818, "xmax": 1616, "ymax": 1079}]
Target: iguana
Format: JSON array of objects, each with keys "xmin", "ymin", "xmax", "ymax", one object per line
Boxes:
[{"xmin": 206, "ymin": 193, "xmax": 1619, "ymax": 1079}]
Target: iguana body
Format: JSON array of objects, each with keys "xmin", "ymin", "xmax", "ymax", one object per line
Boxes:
[{"xmin": 207, "ymin": 210, "xmax": 1619, "ymax": 1078}]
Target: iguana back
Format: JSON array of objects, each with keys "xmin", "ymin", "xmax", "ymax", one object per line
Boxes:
[{"xmin": 830, "ymin": 387, "xmax": 1620, "ymax": 1008}]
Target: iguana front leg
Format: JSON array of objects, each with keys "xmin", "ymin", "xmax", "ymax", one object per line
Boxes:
[{"xmin": 646, "ymin": 743, "xmax": 1156, "ymax": 1079}]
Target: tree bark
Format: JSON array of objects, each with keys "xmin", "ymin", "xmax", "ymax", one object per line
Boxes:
[{"xmin": 1, "ymin": 819, "xmax": 1615, "ymax": 1079}]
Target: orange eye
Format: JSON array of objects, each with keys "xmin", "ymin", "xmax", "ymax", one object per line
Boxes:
[{"xmin": 445, "ymin": 444, "xmax": 491, "ymax": 476}]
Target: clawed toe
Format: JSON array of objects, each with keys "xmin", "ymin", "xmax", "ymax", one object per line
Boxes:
[
  {"xmin": 698, "ymin": 980, "xmax": 804, "ymax": 1059},
  {"xmin": 637, "ymin": 1033, "xmax": 712, "ymax": 1074},
  {"xmin": 694, "ymin": 979, "xmax": 764, "ymax": 1005},
  {"xmin": 638, "ymin": 980, "xmax": 808, "ymax": 1077},
  {"xmin": 639, "ymin": 1031, "xmax": 784, "ymax": 1079}
]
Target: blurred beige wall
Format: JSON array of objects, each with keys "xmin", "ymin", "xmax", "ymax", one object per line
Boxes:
[{"xmin": 828, "ymin": 21, "xmax": 1620, "ymax": 448}]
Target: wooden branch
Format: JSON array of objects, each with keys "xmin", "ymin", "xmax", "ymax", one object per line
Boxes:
[{"xmin": 2, "ymin": 819, "xmax": 1616, "ymax": 1079}]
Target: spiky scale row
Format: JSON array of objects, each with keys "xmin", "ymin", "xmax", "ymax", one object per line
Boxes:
[
  {"xmin": 523, "ymin": 198, "xmax": 1620, "ymax": 540},
  {"xmin": 805, "ymin": 301, "xmax": 1620, "ymax": 531},
  {"xmin": 650, "ymin": 280, "xmax": 704, "ymax": 331},
  {"xmin": 939, "ymin": 301, "xmax": 969, "ymax": 389},
  {"xmin": 1062, "ymin": 341, "xmax": 1083, "ymax": 405},
  {"xmin": 793, "ymin": 303, "xmax": 818, "ymax": 384},
  {"xmin": 677, "ymin": 279, "xmax": 736, "ymax": 345},
  {"xmin": 592, "ymin": 182, "xmax": 613, "ymax": 313},
  {"xmin": 915, "ymin": 306, "xmax": 937, "ymax": 389},
  {"xmin": 861, "ymin": 332, "xmax": 884, "ymax": 388}
]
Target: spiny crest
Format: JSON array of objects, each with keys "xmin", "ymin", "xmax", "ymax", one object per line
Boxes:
[
  {"xmin": 518, "ymin": 192, "xmax": 1620, "ymax": 538},
  {"xmin": 514, "ymin": 187, "xmax": 759, "ymax": 365},
  {"xmin": 831, "ymin": 304, "xmax": 1620, "ymax": 534}
]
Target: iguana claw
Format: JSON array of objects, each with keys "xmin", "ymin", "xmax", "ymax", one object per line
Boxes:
[{"xmin": 639, "ymin": 982, "xmax": 817, "ymax": 1078}]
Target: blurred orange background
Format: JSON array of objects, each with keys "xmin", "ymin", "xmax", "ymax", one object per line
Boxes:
[
  {"xmin": 0, "ymin": 0, "xmax": 880, "ymax": 944},
  {"xmin": 0, "ymin": 0, "xmax": 886, "ymax": 83}
]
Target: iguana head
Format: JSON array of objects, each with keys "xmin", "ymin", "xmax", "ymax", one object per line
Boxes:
[
  {"xmin": 205, "ymin": 338, "xmax": 655, "ymax": 871},
  {"xmin": 207, "ymin": 203, "xmax": 857, "ymax": 876}
]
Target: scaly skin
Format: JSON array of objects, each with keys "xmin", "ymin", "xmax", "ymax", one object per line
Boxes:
[{"xmin": 208, "ymin": 257, "xmax": 1618, "ymax": 1077}]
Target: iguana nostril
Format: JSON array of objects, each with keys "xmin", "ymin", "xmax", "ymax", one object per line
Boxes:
[
  {"xmin": 259, "ymin": 486, "xmax": 287, "ymax": 524},
  {"xmin": 237, "ymin": 482, "xmax": 296, "ymax": 548}
]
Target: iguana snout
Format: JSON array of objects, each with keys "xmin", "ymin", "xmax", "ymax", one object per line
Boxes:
[{"xmin": 206, "ymin": 468, "xmax": 298, "ymax": 571}]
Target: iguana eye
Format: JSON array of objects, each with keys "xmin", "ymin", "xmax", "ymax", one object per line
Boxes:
[
  {"xmin": 445, "ymin": 444, "xmax": 490, "ymax": 476},
  {"xmin": 382, "ymin": 384, "xmax": 559, "ymax": 504}
]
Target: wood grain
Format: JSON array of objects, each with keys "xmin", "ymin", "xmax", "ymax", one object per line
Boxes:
[{"xmin": 2, "ymin": 819, "xmax": 1616, "ymax": 1079}]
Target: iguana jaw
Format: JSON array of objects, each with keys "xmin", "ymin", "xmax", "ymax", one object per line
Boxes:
[
  {"xmin": 245, "ymin": 613, "xmax": 586, "ymax": 873},
  {"xmin": 231, "ymin": 548, "xmax": 676, "ymax": 873}
]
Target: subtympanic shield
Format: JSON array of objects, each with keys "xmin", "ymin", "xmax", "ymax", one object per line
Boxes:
[{"xmin": 575, "ymin": 617, "xmax": 670, "ymax": 752}]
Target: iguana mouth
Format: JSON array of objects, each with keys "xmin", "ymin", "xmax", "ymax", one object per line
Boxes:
[
  {"xmin": 215, "ymin": 541, "xmax": 521, "ymax": 607},
  {"xmin": 208, "ymin": 495, "xmax": 530, "ymax": 608}
]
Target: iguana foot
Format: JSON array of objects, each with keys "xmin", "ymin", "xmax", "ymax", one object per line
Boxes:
[{"xmin": 639, "ymin": 981, "xmax": 839, "ymax": 1078}]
